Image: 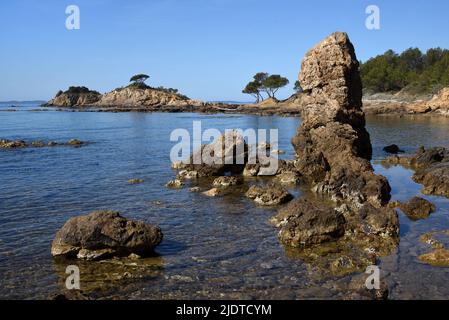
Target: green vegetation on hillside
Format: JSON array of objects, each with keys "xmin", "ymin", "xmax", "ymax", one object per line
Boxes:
[{"xmin": 360, "ymin": 48, "xmax": 449, "ymax": 94}]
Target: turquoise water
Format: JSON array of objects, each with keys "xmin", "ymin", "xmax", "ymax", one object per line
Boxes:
[{"xmin": 1, "ymin": 103, "xmax": 449, "ymax": 299}]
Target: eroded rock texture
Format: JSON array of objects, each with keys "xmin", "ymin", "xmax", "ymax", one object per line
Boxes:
[
  {"xmin": 274, "ymin": 32, "xmax": 399, "ymax": 261},
  {"xmin": 292, "ymin": 32, "xmax": 391, "ymax": 208}
]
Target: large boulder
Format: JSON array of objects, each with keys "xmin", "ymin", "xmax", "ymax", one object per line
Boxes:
[
  {"xmin": 291, "ymin": 32, "xmax": 392, "ymax": 208},
  {"xmin": 51, "ymin": 211, "xmax": 163, "ymax": 260}
]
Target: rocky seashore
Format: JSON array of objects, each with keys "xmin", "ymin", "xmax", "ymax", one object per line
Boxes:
[
  {"xmin": 49, "ymin": 32, "xmax": 449, "ymax": 299},
  {"xmin": 166, "ymin": 33, "xmax": 400, "ymax": 286}
]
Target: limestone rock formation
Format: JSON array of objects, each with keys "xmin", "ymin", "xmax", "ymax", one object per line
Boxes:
[
  {"xmin": 272, "ymin": 32, "xmax": 399, "ymax": 255},
  {"xmin": 45, "ymin": 85, "xmax": 206, "ymax": 110},
  {"xmin": 96, "ymin": 87, "xmax": 201, "ymax": 109},
  {"xmin": 291, "ymin": 32, "xmax": 391, "ymax": 208},
  {"xmin": 51, "ymin": 211, "xmax": 163, "ymax": 260}
]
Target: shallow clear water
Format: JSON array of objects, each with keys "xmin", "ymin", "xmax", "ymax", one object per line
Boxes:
[{"xmin": 1, "ymin": 103, "xmax": 449, "ymax": 299}]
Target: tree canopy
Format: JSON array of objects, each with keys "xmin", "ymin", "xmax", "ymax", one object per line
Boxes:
[
  {"xmin": 130, "ymin": 74, "xmax": 150, "ymax": 84},
  {"xmin": 242, "ymin": 72, "xmax": 289, "ymax": 102},
  {"xmin": 293, "ymin": 80, "xmax": 303, "ymax": 93},
  {"xmin": 360, "ymin": 47, "xmax": 449, "ymax": 94}
]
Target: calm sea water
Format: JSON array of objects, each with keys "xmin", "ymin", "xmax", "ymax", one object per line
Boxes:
[{"xmin": 1, "ymin": 102, "xmax": 449, "ymax": 299}]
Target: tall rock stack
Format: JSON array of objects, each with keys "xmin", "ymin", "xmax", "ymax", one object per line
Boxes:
[
  {"xmin": 272, "ymin": 33, "xmax": 399, "ymax": 259},
  {"xmin": 292, "ymin": 32, "xmax": 390, "ymax": 208}
]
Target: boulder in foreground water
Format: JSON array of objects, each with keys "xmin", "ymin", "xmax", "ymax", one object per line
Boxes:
[{"xmin": 51, "ymin": 211, "xmax": 163, "ymax": 260}]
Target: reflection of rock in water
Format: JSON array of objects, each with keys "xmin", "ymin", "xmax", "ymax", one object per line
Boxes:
[{"xmin": 52, "ymin": 255, "xmax": 165, "ymax": 298}]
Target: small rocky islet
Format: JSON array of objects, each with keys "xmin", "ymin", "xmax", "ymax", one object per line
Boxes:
[
  {"xmin": 0, "ymin": 138, "xmax": 87, "ymax": 149},
  {"xmin": 47, "ymin": 32, "xmax": 449, "ymax": 299}
]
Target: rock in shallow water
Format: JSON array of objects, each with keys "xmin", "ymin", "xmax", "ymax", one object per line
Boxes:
[
  {"xmin": 245, "ymin": 183, "xmax": 293, "ymax": 206},
  {"xmin": 0, "ymin": 139, "xmax": 27, "ymax": 148},
  {"xmin": 272, "ymin": 198, "xmax": 346, "ymax": 247},
  {"xmin": 51, "ymin": 211, "xmax": 163, "ymax": 260},
  {"xmin": 419, "ymin": 249, "xmax": 449, "ymax": 267},
  {"xmin": 212, "ymin": 176, "xmax": 243, "ymax": 188},
  {"xmin": 392, "ymin": 196, "xmax": 435, "ymax": 221}
]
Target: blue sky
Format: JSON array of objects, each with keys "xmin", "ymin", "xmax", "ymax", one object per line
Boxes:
[{"xmin": 1, "ymin": 0, "xmax": 449, "ymax": 101}]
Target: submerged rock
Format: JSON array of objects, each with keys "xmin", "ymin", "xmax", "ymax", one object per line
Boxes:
[
  {"xmin": 31, "ymin": 140, "xmax": 46, "ymax": 148},
  {"xmin": 51, "ymin": 211, "xmax": 163, "ymax": 260},
  {"xmin": 202, "ymin": 188, "xmax": 221, "ymax": 197},
  {"xmin": 419, "ymin": 249, "xmax": 449, "ymax": 267},
  {"xmin": 128, "ymin": 178, "xmax": 145, "ymax": 184},
  {"xmin": 67, "ymin": 139, "xmax": 86, "ymax": 146},
  {"xmin": 245, "ymin": 183, "xmax": 293, "ymax": 206}
]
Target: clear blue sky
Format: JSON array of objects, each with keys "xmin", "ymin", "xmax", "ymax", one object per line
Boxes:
[{"xmin": 1, "ymin": 0, "xmax": 449, "ymax": 101}]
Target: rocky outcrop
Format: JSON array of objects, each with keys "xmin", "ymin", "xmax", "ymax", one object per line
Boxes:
[
  {"xmin": 96, "ymin": 87, "xmax": 202, "ymax": 109},
  {"xmin": 45, "ymin": 87, "xmax": 101, "ymax": 107},
  {"xmin": 45, "ymin": 85, "xmax": 211, "ymax": 111},
  {"xmin": 268, "ymin": 32, "xmax": 399, "ymax": 260},
  {"xmin": 291, "ymin": 32, "xmax": 391, "ymax": 208},
  {"xmin": 51, "ymin": 211, "xmax": 163, "ymax": 260}
]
